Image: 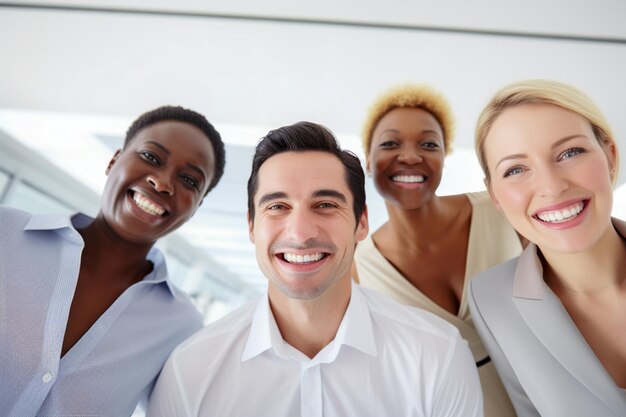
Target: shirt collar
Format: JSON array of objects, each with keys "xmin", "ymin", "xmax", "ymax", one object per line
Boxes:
[
  {"xmin": 23, "ymin": 211, "xmax": 176, "ymax": 296},
  {"xmin": 512, "ymin": 243, "xmax": 546, "ymax": 299},
  {"xmin": 23, "ymin": 211, "xmax": 77, "ymax": 229},
  {"xmin": 240, "ymin": 294, "xmax": 282, "ymax": 362},
  {"xmin": 339, "ymin": 282, "xmax": 377, "ymax": 357},
  {"xmin": 513, "ymin": 217, "xmax": 626, "ymax": 299},
  {"xmin": 241, "ymin": 281, "xmax": 377, "ymax": 363}
]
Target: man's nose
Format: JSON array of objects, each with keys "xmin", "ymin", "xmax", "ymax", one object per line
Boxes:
[{"xmin": 284, "ymin": 207, "xmax": 319, "ymax": 243}]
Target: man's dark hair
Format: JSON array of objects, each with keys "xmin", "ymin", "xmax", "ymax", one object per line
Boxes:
[
  {"xmin": 247, "ymin": 121, "xmax": 366, "ymax": 225},
  {"xmin": 125, "ymin": 105, "xmax": 226, "ymax": 193}
]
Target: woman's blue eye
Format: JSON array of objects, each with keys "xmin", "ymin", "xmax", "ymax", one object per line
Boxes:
[
  {"xmin": 504, "ymin": 167, "xmax": 524, "ymax": 177},
  {"xmin": 559, "ymin": 147, "xmax": 584, "ymax": 161}
]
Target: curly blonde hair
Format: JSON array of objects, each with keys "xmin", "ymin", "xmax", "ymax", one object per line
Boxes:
[{"xmin": 362, "ymin": 84, "xmax": 455, "ymax": 157}]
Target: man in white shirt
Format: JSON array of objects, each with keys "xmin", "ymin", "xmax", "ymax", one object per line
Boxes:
[{"xmin": 147, "ymin": 122, "xmax": 483, "ymax": 417}]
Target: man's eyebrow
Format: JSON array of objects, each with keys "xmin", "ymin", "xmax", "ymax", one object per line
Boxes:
[
  {"xmin": 257, "ymin": 192, "xmax": 288, "ymax": 207},
  {"xmin": 313, "ymin": 189, "xmax": 347, "ymax": 203},
  {"xmin": 146, "ymin": 141, "xmax": 171, "ymax": 155}
]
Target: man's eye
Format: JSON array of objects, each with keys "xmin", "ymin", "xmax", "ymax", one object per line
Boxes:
[
  {"xmin": 317, "ymin": 202, "xmax": 337, "ymax": 209},
  {"xmin": 268, "ymin": 204, "xmax": 286, "ymax": 210}
]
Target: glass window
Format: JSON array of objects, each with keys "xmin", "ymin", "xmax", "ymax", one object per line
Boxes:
[
  {"xmin": 4, "ymin": 180, "xmax": 74, "ymax": 213},
  {"xmin": 0, "ymin": 169, "xmax": 10, "ymax": 202},
  {"xmin": 165, "ymin": 255, "xmax": 191, "ymax": 290}
]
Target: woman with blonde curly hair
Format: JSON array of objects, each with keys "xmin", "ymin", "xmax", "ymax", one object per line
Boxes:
[
  {"xmin": 468, "ymin": 80, "xmax": 626, "ymax": 416},
  {"xmin": 353, "ymin": 84, "xmax": 524, "ymax": 417}
]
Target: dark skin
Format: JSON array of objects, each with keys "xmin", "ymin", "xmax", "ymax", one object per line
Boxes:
[
  {"xmin": 353, "ymin": 107, "xmax": 525, "ymax": 315},
  {"xmin": 370, "ymin": 194, "xmax": 471, "ymax": 315},
  {"xmin": 61, "ymin": 121, "xmax": 215, "ymax": 357},
  {"xmin": 62, "ymin": 221, "xmax": 154, "ymax": 356}
]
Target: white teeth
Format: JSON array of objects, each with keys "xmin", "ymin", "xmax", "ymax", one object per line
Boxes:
[
  {"xmin": 392, "ymin": 175, "xmax": 425, "ymax": 183},
  {"xmin": 536, "ymin": 201, "xmax": 584, "ymax": 223},
  {"xmin": 132, "ymin": 192, "xmax": 165, "ymax": 216},
  {"xmin": 283, "ymin": 253, "xmax": 324, "ymax": 264}
]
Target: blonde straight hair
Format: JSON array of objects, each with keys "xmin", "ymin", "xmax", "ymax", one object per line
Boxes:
[{"xmin": 475, "ymin": 80, "xmax": 618, "ymax": 184}]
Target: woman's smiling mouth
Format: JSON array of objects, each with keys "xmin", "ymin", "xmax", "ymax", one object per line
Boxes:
[
  {"xmin": 391, "ymin": 175, "xmax": 426, "ymax": 183},
  {"xmin": 533, "ymin": 200, "xmax": 586, "ymax": 223},
  {"xmin": 130, "ymin": 191, "xmax": 167, "ymax": 217}
]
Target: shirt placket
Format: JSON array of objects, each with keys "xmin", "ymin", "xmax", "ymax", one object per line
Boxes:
[
  {"xmin": 11, "ymin": 229, "xmax": 82, "ymax": 417},
  {"xmin": 300, "ymin": 363, "xmax": 322, "ymax": 417}
]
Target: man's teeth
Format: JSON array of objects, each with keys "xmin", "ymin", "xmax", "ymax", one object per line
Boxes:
[
  {"xmin": 283, "ymin": 253, "xmax": 324, "ymax": 264},
  {"xmin": 536, "ymin": 201, "xmax": 584, "ymax": 223},
  {"xmin": 132, "ymin": 192, "xmax": 165, "ymax": 216},
  {"xmin": 392, "ymin": 175, "xmax": 425, "ymax": 183}
]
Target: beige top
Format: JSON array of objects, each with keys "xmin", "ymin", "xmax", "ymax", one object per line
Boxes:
[{"xmin": 355, "ymin": 191, "xmax": 522, "ymax": 417}]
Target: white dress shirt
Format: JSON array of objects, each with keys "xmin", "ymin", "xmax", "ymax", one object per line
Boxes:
[{"xmin": 147, "ymin": 282, "xmax": 482, "ymax": 417}]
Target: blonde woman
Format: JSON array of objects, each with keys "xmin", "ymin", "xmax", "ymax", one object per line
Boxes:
[
  {"xmin": 353, "ymin": 85, "xmax": 523, "ymax": 417},
  {"xmin": 468, "ymin": 80, "xmax": 626, "ymax": 416}
]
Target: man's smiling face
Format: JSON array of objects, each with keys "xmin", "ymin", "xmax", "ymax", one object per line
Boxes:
[{"xmin": 249, "ymin": 151, "xmax": 368, "ymax": 300}]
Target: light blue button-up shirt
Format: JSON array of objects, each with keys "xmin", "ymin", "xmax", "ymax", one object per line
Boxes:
[{"xmin": 0, "ymin": 206, "xmax": 203, "ymax": 417}]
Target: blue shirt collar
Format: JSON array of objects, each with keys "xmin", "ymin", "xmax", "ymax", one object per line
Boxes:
[{"xmin": 23, "ymin": 211, "xmax": 176, "ymax": 296}]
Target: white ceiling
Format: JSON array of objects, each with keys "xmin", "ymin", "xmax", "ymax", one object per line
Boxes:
[{"xmin": 1, "ymin": 1, "xmax": 625, "ymax": 291}]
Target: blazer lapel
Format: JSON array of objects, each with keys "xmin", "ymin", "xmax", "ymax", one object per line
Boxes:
[{"xmin": 512, "ymin": 243, "xmax": 626, "ymax": 414}]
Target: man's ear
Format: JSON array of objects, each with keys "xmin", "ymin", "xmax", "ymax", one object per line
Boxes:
[
  {"xmin": 355, "ymin": 204, "xmax": 369, "ymax": 241},
  {"xmin": 247, "ymin": 212, "xmax": 255, "ymax": 243},
  {"xmin": 105, "ymin": 149, "xmax": 122, "ymax": 175},
  {"xmin": 485, "ymin": 177, "xmax": 501, "ymax": 211}
]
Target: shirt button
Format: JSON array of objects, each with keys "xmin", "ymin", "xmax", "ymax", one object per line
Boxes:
[{"xmin": 42, "ymin": 372, "xmax": 53, "ymax": 383}]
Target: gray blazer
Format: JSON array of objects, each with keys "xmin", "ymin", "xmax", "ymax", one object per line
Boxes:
[{"xmin": 467, "ymin": 220, "xmax": 626, "ymax": 417}]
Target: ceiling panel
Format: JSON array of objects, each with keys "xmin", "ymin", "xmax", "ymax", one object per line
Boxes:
[{"xmin": 1, "ymin": 2, "xmax": 626, "ymax": 293}]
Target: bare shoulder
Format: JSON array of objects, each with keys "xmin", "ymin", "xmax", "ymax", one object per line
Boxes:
[
  {"xmin": 440, "ymin": 193, "xmax": 473, "ymax": 210},
  {"xmin": 437, "ymin": 193, "xmax": 473, "ymax": 225}
]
